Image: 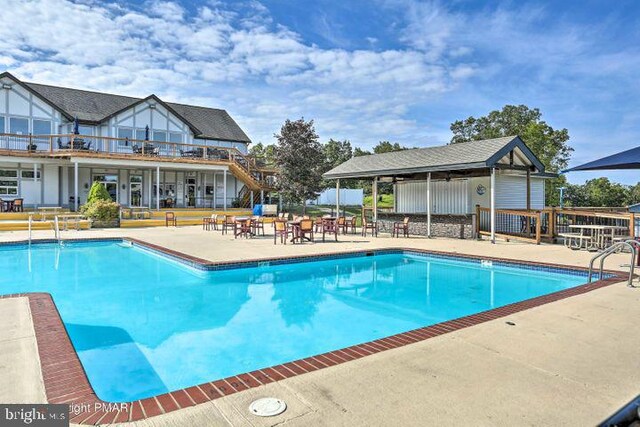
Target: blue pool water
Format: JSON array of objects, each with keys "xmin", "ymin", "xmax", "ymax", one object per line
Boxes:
[{"xmin": 0, "ymin": 241, "xmax": 587, "ymax": 402}]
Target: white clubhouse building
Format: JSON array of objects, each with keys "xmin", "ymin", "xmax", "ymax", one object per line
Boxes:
[{"xmin": 0, "ymin": 72, "xmax": 272, "ymax": 210}]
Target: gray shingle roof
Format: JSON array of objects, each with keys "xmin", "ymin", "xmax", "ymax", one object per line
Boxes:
[
  {"xmin": 324, "ymin": 136, "xmax": 544, "ymax": 178},
  {"xmin": 23, "ymin": 81, "xmax": 251, "ymax": 143}
]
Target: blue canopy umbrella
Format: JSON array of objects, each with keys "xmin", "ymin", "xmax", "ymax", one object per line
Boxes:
[
  {"xmin": 72, "ymin": 116, "xmax": 79, "ymax": 135},
  {"xmin": 145, "ymin": 125, "xmax": 150, "ymax": 141},
  {"xmin": 564, "ymin": 146, "xmax": 640, "ymax": 172}
]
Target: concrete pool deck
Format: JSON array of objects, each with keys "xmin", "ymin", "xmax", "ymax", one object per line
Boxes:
[{"xmin": 0, "ymin": 226, "xmax": 638, "ymax": 426}]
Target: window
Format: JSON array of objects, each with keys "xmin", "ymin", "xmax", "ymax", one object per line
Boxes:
[
  {"xmin": 9, "ymin": 117, "xmax": 29, "ymax": 135},
  {"xmin": 135, "ymin": 129, "xmax": 146, "ymax": 141},
  {"xmin": 153, "ymin": 131, "xmax": 167, "ymax": 142},
  {"xmin": 117, "ymin": 128, "xmax": 133, "ymax": 146},
  {"xmin": 21, "ymin": 170, "xmax": 41, "ymax": 180},
  {"xmin": 78, "ymin": 125, "xmax": 94, "ymax": 136},
  {"xmin": 0, "ymin": 170, "xmax": 18, "ymax": 195},
  {"xmin": 33, "ymin": 120, "xmax": 52, "ymax": 144},
  {"xmin": 0, "ymin": 116, "xmax": 5, "ymax": 133},
  {"xmin": 169, "ymin": 132, "xmax": 182, "ymax": 143}
]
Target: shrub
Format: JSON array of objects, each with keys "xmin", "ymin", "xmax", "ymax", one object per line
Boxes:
[
  {"xmin": 81, "ymin": 199, "xmax": 120, "ymax": 221},
  {"xmin": 86, "ymin": 182, "xmax": 112, "ymax": 204}
]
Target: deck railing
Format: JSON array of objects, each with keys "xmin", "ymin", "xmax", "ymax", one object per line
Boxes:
[
  {"xmin": 0, "ymin": 132, "xmax": 275, "ymax": 187},
  {"xmin": 476, "ymin": 205, "xmax": 635, "ymax": 244}
]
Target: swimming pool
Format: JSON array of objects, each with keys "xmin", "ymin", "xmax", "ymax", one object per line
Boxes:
[{"xmin": 0, "ymin": 240, "xmax": 590, "ymax": 402}]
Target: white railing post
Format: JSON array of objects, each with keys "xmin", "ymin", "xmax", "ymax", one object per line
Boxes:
[
  {"xmin": 490, "ymin": 167, "xmax": 496, "ymax": 243},
  {"xmin": 427, "ymin": 172, "xmax": 432, "ymax": 238}
]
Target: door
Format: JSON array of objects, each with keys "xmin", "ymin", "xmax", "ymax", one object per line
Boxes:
[
  {"xmin": 130, "ymin": 175, "xmax": 143, "ymax": 207},
  {"xmin": 186, "ymin": 177, "xmax": 196, "ymax": 207},
  {"xmin": 93, "ymin": 174, "xmax": 118, "ymax": 202}
]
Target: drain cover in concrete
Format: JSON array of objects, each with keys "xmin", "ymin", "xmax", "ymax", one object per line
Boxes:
[{"xmin": 249, "ymin": 397, "xmax": 287, "ymax": 417}]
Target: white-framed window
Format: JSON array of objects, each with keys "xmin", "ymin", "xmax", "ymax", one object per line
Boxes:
[
  {"xmin": 117, "ymin": 128, "xmax": 133, "ymax": 146},
  {"xmin": 21, "ymin": 170, "xmax": 41, "ymax": 180},
  {"xmin": 9, "ymin": 117, "xmax": 29, "ymax": 135},
  {"xmin": 169, "ymin": 132, "xmax": 182, "ymax": 143},
  {"xmin": 78, "ymin": 125, "xmax": 94, "ymax": 136},
  {"xmin": 0, "ymin": 169, "xmax": 18, "ymax": 195},
  {"xmin": 153, "ymin": 131, "xmax": 167, "ymax": 142},
  {"xmin": 32, "ymin": 119, "xmax": 51, "ymax": 135},
  {"xmin": 135, "ymin": 129, "xmax": 146, "ymax": 141},
  {"xmin": 0, "ymin": 116, "xmax": 5, "ymax": 133}
]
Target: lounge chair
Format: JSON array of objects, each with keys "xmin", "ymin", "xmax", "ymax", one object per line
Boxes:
[{"xmin": 392, "ymin": 217, "xmax": 410, "ymax": 238}]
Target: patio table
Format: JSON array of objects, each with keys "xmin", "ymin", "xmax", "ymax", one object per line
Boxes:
[
  {"xmin": 57, "ymin": 214, "xmax": 85, "ymax": 231},
  {"xmin": 2, "ymin": 199, "xmax": 15, "ymax": 212},
  {"xmin": 568, "ymin": 224, "xmax": 629, "ymax": 250},
  {"xmin": 234, "ymin": 217, "xmax": 254, "ymax": 238}
]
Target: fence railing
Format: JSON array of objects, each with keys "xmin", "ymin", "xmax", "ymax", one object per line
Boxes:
[
  {"xmin": 476, "ymin": 205, "xmax": 636, "ymax": 244},
  {"xmin": 0, "ymin": 133, "xmax": 274, "ymax": 185}
]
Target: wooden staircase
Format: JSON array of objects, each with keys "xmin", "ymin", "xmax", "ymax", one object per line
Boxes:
[{"xmin": 237, "ymin": 186, "xmax": 262, "ymax": 208}]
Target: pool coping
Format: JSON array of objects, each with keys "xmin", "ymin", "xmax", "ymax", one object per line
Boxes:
[{"xmin": 0, "ymin": 237, "xmax": 628, "ymax": 425}]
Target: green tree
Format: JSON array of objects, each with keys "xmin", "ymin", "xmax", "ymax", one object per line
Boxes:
[
  {"xmin": 450, "ymin": 105, "xmax": 573, "ymax": 206},
  {"xmin": 373, "ymin": 141, "xmax": 407, "ymax": 154},
  {"xmin": 565, "ymin": 178, "xmax": 630, "ymax": 207},
  {"xmin": 86, "ymin": 181, "xmax": 111, "ymax": 204},
  {"xmin": 323, "ymin": 139, "xmax": 353, "ymax": 169},
  {"xmin": 274, "ymin": 118, "xmax": 325, "ymax": 214},
  {"xmin": 249, "ymin": 142, "xmax": 276, "ymax": 166}
]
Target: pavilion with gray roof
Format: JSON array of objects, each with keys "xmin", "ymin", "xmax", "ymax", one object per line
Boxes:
[{"xmin": 324, "ymin": 136, "xmax": 554, "ymax": 242}]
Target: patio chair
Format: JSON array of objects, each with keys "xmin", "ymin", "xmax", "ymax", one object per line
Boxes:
[
  {"xmin": 12, "ymin": 198, "xmax": 24, "ymax": 212},
  {"xmin": 346, "ymin": 216, "xmax": 357, "ymax": 234},
  {"xmin": 234, "ymin": 218, "xmax": 252, "ymax": 239},
  {"xmin": 165, "ymin": 211, "xmax": 177, "ymax": 227},
  {"xmin": 362, "ymin": 216, "xmax": 378, "ymax": 237},
  {"xmin": 392, "ymin": 217, "xmax": 410, "ymax": 238},
  {"xmin": 132, "ymin": 144, "xmax": 143, "ymax": 154},
  {"xmin": 337, "ymin": 216, "xmax": 347, "ymax": 234},
  {"xmin": 202, "ymin": 215, "xmax": 214, "ymax": 230},
  {"xmin": 251, "ymin": 216, "xmax": 265, "ymax": 236},
  {"xmin": 298, "ymin": 219, "xmax": 314, "ymax": 243},
  {"xmin": 273, "ymin": 220, "xmax": 291, "ymax": 245},
  {"xmin": 321, "ymin": 218, "xmax": 338, "ymax": 242},
  {"xmin": 222, "ymin": 215, "xmax": 235, "ymax": 235},
  {"xmin": 165, "ymin": 198, "xmax": 174, "ymax": 208}
]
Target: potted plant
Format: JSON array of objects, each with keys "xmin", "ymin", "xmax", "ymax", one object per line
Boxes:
[{"xmin": 80, "ymin": 182, "xmax": 120, "ymax": 228}]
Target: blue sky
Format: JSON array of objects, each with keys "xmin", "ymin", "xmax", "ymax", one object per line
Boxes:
[{"xmin": 1, "ymin": 0, "xmax": 639, "ymax": 184}]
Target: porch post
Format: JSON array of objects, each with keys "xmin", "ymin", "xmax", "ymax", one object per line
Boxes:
[
  {"xmin": 250, "ymin": 191, "xmax": 254, "ymax": 209},
  {"xmin": 490, "ymin": 167, "xmax": 496, "ymax": 244},
  {"xmin": 223, "ymin": 169, "xmax": 227, "ymax": 210},
  {"xmin": 213, "ymin": 173, "xmax": 217, "ymax": 209},
  {"xmin": 372, "ymin": 176, "xmax": 378, "ymax": 222},
  {"xmin": 260, "ymin": 189, "xmax": 264, "ymax": 204},
  {"xmin": 148, "ymin": 170, "xmax": 152, "ymax": 209},
  {"xmin": 33, "ymin": 164, "xmax": 38, "ymax": 208},
  {"xmin": 335, "ymin": 179, "xmax": 340, "ymax": 216},
  {"xmin": 73, "ymin": 162, "xmax": 78, "ymax": 212},
  {"xmin": 526, "ymin": 169, "xmax": 531, "ymax": 236},
  {"xmin": 156, "ymin": 166, "xmax": 160, "ymax": 211},
  {"xmin": 427, "ymin": 172, "xmax": 432, "ymax": 238},
  {"xmin": 203, "ymin": 173, "xmax": 207, "ymax": 208}
]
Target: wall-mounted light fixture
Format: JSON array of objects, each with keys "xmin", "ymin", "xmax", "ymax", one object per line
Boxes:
[
  {"xmin": 122, "ymin": 184, "xmax": 126, "ymax": 190},
  {"xmin": 84, "ymin": 183, "xmax": 89, "ymax": 189},
  {"xmin": 1, "ymin": 84, "xmax": 12, "ymax": 90},
  {"xmin": 149, "ymin": 104, "xmax": 156, "ymax": 109}
]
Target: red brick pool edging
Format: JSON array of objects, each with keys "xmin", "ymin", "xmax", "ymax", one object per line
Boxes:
[{"xmin": 0, "ymin": 238, "xmax": 627, "ymax": 425}]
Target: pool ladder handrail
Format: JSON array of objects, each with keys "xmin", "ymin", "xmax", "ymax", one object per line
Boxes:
[
  {"xmin": 28, "ymin": 214, "xmax": 32, "ymax": 246},
  {"xmin": 588, "ymin": 240, "xmax": 638, "ymax": 287},
  {"xmin": 53, "ymin": 215, "xmax": 61, "ymax": 245}
]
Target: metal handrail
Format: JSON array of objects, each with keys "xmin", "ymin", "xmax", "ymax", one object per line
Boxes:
[{"xmin": 588, "ymin": 240, "xmax": 638, "ymax": 287}]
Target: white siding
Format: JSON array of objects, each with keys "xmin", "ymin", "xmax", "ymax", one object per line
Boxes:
[
  {"xmin": 495, "ymin": 175, "xmax": 545, "ymax": 209},
  {"xmin": 395, "ymin": 179, "xmax": 469, "ymax": 214}
]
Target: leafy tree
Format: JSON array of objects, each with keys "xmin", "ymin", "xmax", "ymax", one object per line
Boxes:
[
  {"xmin": 628, "ymin": 182, "xmax": 640, "ymax": 205},
  {"xmin": 323, "ymin": 139, "xmax": 353, "ymax": 169},
  {"xmin": 353, "ymin": 147, "xmax": 371, "ymax": 157},
  {"xmin": 450, "ymin": 105, "xmax": 573, "ymax": 205},
  {"xmin": 373, "ymin": 141, "xmax": 407, "ymax": 154},
  {"xmin": 249, "ymin": 142, "xmax": 276, "ymax": 166},
  {"xmin": 86, "ymin": 181, "xmax": 112, "ymax": 203},
  {"xmin": 565, "ymin": 178, "xmax": 631, "ymax": 207},
  {"xmin": 274, "ymin": 118, "xmax": 325, "ymax": 213}
]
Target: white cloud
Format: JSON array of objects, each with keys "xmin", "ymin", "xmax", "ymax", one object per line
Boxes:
[{"xmin": 0, "ymin": 0, "xmax": 476, "ymax": 147}]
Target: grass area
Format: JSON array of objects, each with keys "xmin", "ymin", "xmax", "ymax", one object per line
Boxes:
[{"xmin": 363, "ymin": 194, "xmax": 394, "ymax": 208}]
